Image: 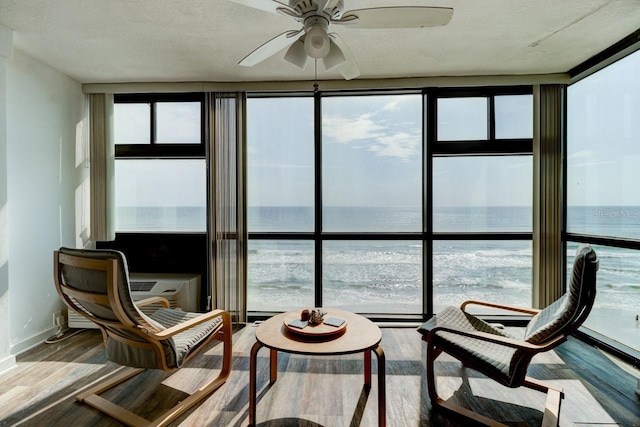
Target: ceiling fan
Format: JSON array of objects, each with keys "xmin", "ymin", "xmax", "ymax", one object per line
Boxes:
[{"xmin": 230, "ymin": 0, "xmax": 453, "ymax": 80}]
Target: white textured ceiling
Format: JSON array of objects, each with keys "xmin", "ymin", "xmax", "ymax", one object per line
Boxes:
[{"xmin": 0, "ymin": 0, "xmax": 639, "ymax": 84}]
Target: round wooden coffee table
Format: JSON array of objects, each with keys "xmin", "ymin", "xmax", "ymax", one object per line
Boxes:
[{"xmin": 249, "ymin": 308, "xmax": 386, "ymax": 426}]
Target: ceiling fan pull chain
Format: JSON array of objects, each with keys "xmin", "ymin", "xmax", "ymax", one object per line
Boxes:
[{"xmin": 314, "ymin": 59, "xmax": 319, "ymax": 93}]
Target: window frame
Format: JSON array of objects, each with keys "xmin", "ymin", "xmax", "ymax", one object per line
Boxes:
[
  {"xmin": 430, "ymin": 86, "xmax": 533, "ymax": 156},
  {"xmin": 427, "ymin": 86, "xmax": 534, "ymax": 317},
  {"xmin": 247, "ymin": 87, "xmax": 534, "ymax": 321},
  {"xmin": 114, "ymin": 92, "xmax": 206, "ymax": 158},
  {"xmin": 565, "ymin": 48, "xmax": 640, "ymax": 362}
]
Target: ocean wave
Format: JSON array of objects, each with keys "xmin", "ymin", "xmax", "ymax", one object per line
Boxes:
[{"xmin": 601, "ymin": 283, "xmax": 640, "ymax": 291}]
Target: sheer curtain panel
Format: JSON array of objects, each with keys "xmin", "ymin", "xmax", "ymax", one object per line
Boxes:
[
  {"xmin": 533, "ymin": 84, "xmax": 565, "ymax": 308},
  {"xmin": 209, "ymin": 93, "xmax": 247, "ymax": 323},
  {"xmin": 89, "ymin": 93, "xmax": 115, "ymax": 243}
]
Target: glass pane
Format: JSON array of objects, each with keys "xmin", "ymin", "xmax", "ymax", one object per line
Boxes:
[
  {"xmin": 437, "ymin": 97, "xmax": 488, "ymax": 141},
  {"xmin": 114, "ymin": 103, "xmax": 150, "ymax": 144},
  {"xmin": 567, "ymin": 50, "xmax": 640, "ymax": 239},
  {"xmin": 247, "ymin": 240, "xmax": 314, "ymax": 312},
  {"xmin": 495, "ymin": 94, "xmax": 533, "ymax": 139},
  {"xmin": 567, "ymin": 243, "xmax": 640, "ymax": 352},
  {"xmin": 433, "ymin": 156, "xmax": 532, "ymax": 232},
  {"xmin": 323, "ymin": 241, "xmax": 422, "ymax": 314},
  {"xmin": 433, "ymin": 240, "xmax": 532, "ymax": 314},
  {"xmin": 156, "ymin": 102, "xmax": 201, "ymax": 144},
  {"xmin": 115, "ymin": 159, "xmax": 206, "ymax": 231},
  {"xmin": 247, "ymin": 97, "xmax": 314, "ymax": 232},
  {"xmin": 322, "ymin": 94, "xmax": 422, "ymax": 232}
]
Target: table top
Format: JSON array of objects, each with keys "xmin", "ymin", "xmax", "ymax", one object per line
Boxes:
[{"xmin": 255, "ymin": 308, "xmax": 382, "ymax": 356}]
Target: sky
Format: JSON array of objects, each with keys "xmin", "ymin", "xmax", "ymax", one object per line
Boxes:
[
  {"xmin": 113, "ymin": 49, "xmax": 640, "ymax": 210},
  {"xmin": 247, "ymin": 93, "xmax": 533, "ymax": 208}
]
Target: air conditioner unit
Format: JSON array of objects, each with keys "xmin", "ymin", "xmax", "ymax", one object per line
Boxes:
[{"xmin": 68, "ymin": 273, "xmax": 200, "ymax": 329}]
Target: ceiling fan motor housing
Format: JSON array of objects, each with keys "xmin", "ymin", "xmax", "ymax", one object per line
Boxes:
[{"xmin": 289, "ymin": 0, "xmax": 343, "ymax": 20}]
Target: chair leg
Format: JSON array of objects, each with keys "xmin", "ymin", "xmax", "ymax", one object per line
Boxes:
[
  {"xmin": 151, "ymin": 312, "xmax": 233, "ymax": 427},
  {"xmin": 427, "ymin": 344, "xmax": 508, "ymax": 427},
  {"xmin": 76, "ymin": 367, "xmax": 149, "ymax": 427},
  {"xmin": 523, "ymin": 377, "xmax": 564, "ymax": 427},
  {"xmin": 426, "ymin": 344, "xmax": 563, "ymax": 427},
  {"xmin": 425, "ymin": 342, "xmax": 440, "ymax": 406},
  {"xmin": 78, "ymin": 314, "xmax": 233, "ymax": 427}
]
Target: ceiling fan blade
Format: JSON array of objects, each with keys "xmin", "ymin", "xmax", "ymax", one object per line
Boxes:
[
  {"xmin": 239, "ymin": 29, "xmax": 303, "ymax": 67},
  {"xmin": 323, "ymin": 0, "xmax": 341, "ymax": 13},
  {"xmin": 228, "ymin": 0, "xmax": 297, "ymax": 16},
  {"xmin": 339, "ymin": 7, "xmax": 453, "ymax": 29},
  {"xmin": 328, "ymin": 33, "xmax": 360, "ymax": 80}
]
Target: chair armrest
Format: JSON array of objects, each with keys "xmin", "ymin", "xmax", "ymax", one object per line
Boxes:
[
  {"xmin": 135, "ymin": 297, "xmax": 171, "ymax": 308},
  {"xmin": 461, "ymin": 299, "xmax": 540, "ymax": 316},
  {"xmin": 425, "ymin": 323, "xmax": 565, "ymax": 353},
  {"xmin": 139, "ymin": 309, "xmax": 229, "ymax": 339}
]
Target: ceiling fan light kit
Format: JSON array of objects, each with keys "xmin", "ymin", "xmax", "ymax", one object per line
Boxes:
[
  {"xmin": 233, "ymin": 0, "xmax": 454, "ymax": 81},
  {"xmin": 284, "ymin": 39, "xmax": 309, "ymax": 69},
  {"xmin": 322, "ymin": 41, "xmax": 346, "ymax": 70},
  {"xmin": 304, "ymin": 16, "xmax": 331, "ymax": 58}
]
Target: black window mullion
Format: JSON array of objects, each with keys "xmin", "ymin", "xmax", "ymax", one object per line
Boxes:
[
  {"xmin": 150, "ymin": 102, "xmax": 156, "ymax": 145},
  {"xmin": 488, "ymin": 95, "xmax": 496, "ymax": 140},
  {"xmin": 425, "ymin": 89, "xmax": 436, "ymax": 318},
  {"xmin": 314, "ymin": 91, "xmax": 323, "ymax": 308}
]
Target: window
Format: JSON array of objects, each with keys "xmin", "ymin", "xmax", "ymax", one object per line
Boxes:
[
  {"xmin": 115, "ymin": 159, "xmax": 206, "ymax": 232},
  {"xmin": 321, "ymin": 94, "xmax": 423, "ymax": 314},
  {"xmin": 567, "ymin": 49, "xmax": 640, "ymax": 352},
  {"xmin": 247, "ymin": 88, "xmax": 532, "ymax": 318},
  {"xmin": 431, "ymin": 88, "xmax": 533, "ymax": 314},
  {"xmin": 322, "ymin": 95, "xmax": 422, "ymax": 232},
  {"xmin": 113, "ymin": 93, "xmax": 205, "ymax": 232},
  {"xmin": 437, "ymin": 97, "xmax": 488, "ymax": 141},
  {"xmin": 247, "ymin": 93, "xmax": 423, "ymax": 315},
  {"xmin": 433, "ymin": 240, "xmax": 533, "ymax": 313},
  {"xmin": 246, "ymin": 96, "xmax": 315, "ymax": 312}
]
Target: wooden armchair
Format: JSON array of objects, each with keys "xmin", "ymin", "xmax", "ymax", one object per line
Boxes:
[
  {"xmin": 53, "ymin": 247, "xmax": 232, "ymax": 427},
  {"xmin": 418, "ymin": 245, "xmax": 599, "ymax": 426}
]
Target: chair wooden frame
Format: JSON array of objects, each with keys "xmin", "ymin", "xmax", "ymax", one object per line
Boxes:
[
  {"xmin": 423, "ymin": 300, "xmax": 567, "ymax": 427},
  {"xmin": 53, "ymin": 251, "xmax": 232, "ymax": 427}
]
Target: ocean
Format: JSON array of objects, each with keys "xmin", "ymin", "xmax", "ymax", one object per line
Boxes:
[{"xmin": 117, "ymin": 205, "xmax": 640, "ymax": 350}]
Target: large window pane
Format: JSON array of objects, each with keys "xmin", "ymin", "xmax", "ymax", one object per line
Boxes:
[
  {"xmin": 567, "ymin": 243, "xmax": 639, "ymax": 352},
  {"xmin": 156, "ymin": 102, "xmax": 201, "ymax": 144},
  {"xmin": 433, "ymin": 156, "xmax": 532, "ymax": 232},
  {"xmin": 567, "ymin": 49, "xmax": 640, "ymax": 238},
  {"xmin": 323, "ymin": 241, "xmax": 422, "ymax": 314},
  {"xmin": 115, "ymin": 159, "xmax": 205, "ymax": 231},
  {"xmin": 438, "ymin": 97, "xmax": 488, "ymax": 141},
  {"xmin": 433, "ymin": 240, "xmax": 532, "ymax": 313},
  {"xmin": 495, "ymin": 94, "xmax": 533, "ymax": 139},
  {"xmin": 247, "ymin": 240, "xmax": 314, "ymax": 312},
  {"xmin": 322, "ymin": 95, "xmax": 422, "ymax": 232},
  {"xmin": 247, "ymin": 97, "xmax": 314, "ymax": 232},
  {"xmin": 114, "ymin": 103, "xmax": 150, "ymax": 144}
]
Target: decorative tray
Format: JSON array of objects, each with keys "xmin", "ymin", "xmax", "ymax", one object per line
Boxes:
[{"xmin": 283, "ymin": 314, "xmax": 347, "ymax": 337}]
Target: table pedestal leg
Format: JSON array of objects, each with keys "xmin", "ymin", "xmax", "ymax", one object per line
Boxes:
[
  {"xmin": 374, "ymin": 345, "xmax": 386, "ymax": 427},
  {"xmin": 249, "ymin": 341, "xmax": 263, "ymax": 426},
  {"xmin": 364, "ymin": 349, "xmax": 372, "ymax": 387},
  {"xmin": 270, "ymin": 349, "xmax": 278, "ymax": 383}
]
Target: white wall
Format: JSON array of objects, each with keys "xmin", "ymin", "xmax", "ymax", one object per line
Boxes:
[
  {"xmin": 5, "ymin": 49, "xmax": 86, "ymax": 356},
  {"xmin": 0, "ymin": 24, "xmax": 12, "ymax": 373}
]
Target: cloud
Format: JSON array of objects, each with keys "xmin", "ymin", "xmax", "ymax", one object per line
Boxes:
[
  {"xmin": 323, "ymin": 101, "xmax": 420, "ymax": 161},
  {"xmin": 323, "ymin": 114, "xmax": 385, "ymax": 143},
  {"xmin": 369, "ymin": 132, "xmax": 420, "ymax": 161}
]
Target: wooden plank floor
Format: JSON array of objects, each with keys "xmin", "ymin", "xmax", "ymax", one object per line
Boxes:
[{"xmin": 0, "ymin": 325, "xmax": 638, "ymax": 426}]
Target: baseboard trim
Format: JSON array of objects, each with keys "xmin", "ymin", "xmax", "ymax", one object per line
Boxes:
[
  {"xmin": 0, "ymin": 354, "xmax": 16, "ymax": 375},
  {"xmin": 10, "ymin": 327, "xmax": 60, "ymax": 356}
]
